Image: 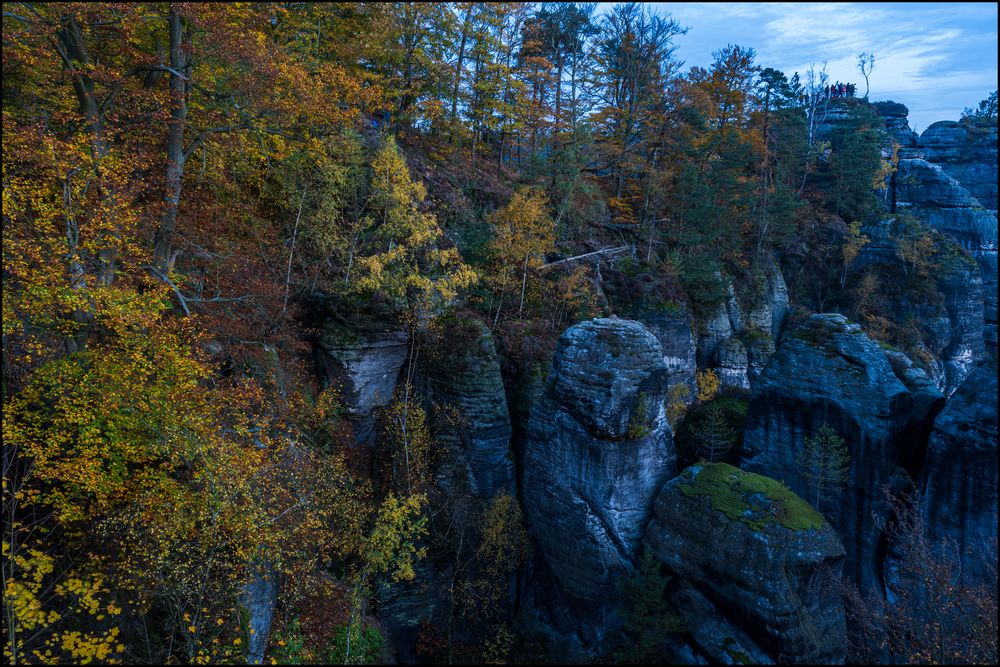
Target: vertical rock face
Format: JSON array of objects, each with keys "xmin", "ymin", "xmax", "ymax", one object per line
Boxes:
[
  {"xmin": 696, "ymin": 256, "xmax": 788, "ymax": 387},
  {"xmin": 894, "ymin": 157, "xmax": 998, "ymax": 351},
  {"xmin": 875, "ymin": 101, "xmax": 919, "ymax": 148},
  {"xmin": 522, "ymin": 318, "xmax": 675, "ymax": 605},
  {"xmin": 884, "ymin": 109, "xmax": 999, "ymax": 353},
  {"xmin": 856, "ymin": 217, "xmax": 985, "ymax": 394},
  {"xmin": 644, "ymin": 464, "xmax": 847, "ymax": 665},
  {"xmin": 917, "ymin": 120, "xmax": 998, "ymax": 213},
  {"xmin": 741, "ymin": 314, "xmax": 913, "ymax": 590},
  {"xmin": 241, "ymin": 565, "xmax": 278, "ymax": 665},
  {"xmin": 717, "ymin": 338, "xmax": 750, "ymax": 390},
  {"xmin": 920, "ymin": 363, "xmax": 998, "ymax": 586},
  {"xmin": 315, "ymin": 326, "xmax": 409, "ymax": 444},
  {"xmin": 640, "ymin": 309, "xmax": 698, "ymax": 411},
  {"xmin": 419, "ymin": 317, "xmax": 514, "ymax": 498}
]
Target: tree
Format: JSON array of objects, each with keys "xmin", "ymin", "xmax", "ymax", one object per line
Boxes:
[
  {"xmin": 352, "ymin": 137, "xmax": 477, "ymax": 315},
  {"xmin": 796, "ymin": 424, "xmax": 850, "ymax": 508},
  {"xmin": 485, "ymin": 187, "xmax": 556, "ymax": 322},
  {"xmin": 857, "ymin": 52, "xmax": 875, "ymax": 99},
  {"xmin": 694, "ymin": 402, "xmax": 736, "ymax": 464},
  {"xmin": 841, "ymin": 221, "xmax": 870, "ymax": 288},
  {"xmin": 844, "ymin": 486, "xmax": 997, "ymax": 665},
  {"xmin": 962, "ymin": 90, "xmax": 998, "ymax": 121},
  {"xmin": 613, "ymin": 548, "xmax": 683, "ymax": 664}
]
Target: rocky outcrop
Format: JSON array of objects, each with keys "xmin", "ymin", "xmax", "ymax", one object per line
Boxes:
[
  {"xmin": 316, "ymin": 325, "xmax": 409, "ymax": 444},
  {"xmin": 894, "ymin": 157, "xmax": 997, "ymax": 351},
  {"xmin": 716, "ymin": 338, "xmax": 750, "ymax": 390},
  {"xmin": 645, "ymin": 463, "xmax": 847, "ymax": 664},
  {"xmin": 919, "ymin": 363, "xmax": 998, "ymax": 586},
  {"xmin": 884, "ymin": 109, "xmax": 999, "ymax": 353},
  {"xmin": 856, "ymin": 217, "xmax": 985, "ymax": 394},
  {"xmin": 522, "ymin": 318, "xmax": 675, "ymax": 610},
  {"xmin": 875, "ymin": 101, "xmax": 918, "ymax": 148},
  {"xmin": 918, "ymin": 120, "xmax": 998, "ymax": 212},
  {"xmin": 420, "ymin": 316, "xmax": 513, "ymax": 498},
  {"xmin": 639, "ymin": 308, "xmax": 698, "ymax": 412},
  {"xmin": 241, "ymin": 564, "xmax": 278, "ymax": 665},
  {"xmin": 741, "ymin": 314, "xmax": 913, "ymax": 590},
  {"xmin": 696, "ymin": 257, "xmax": 789, "ymax": 386}
]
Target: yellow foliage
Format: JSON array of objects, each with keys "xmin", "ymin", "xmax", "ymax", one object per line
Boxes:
[{"xmin": 696, "ymin": 369, "xmax": 720, "ymax": 403}]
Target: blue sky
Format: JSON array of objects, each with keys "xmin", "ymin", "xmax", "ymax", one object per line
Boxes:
[{"xmin": 602, "ymin": 2, "xmax": 998, "ymax": 133}]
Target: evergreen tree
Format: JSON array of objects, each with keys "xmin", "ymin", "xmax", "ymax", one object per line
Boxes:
[
  {"xmin": 695, "ymin": 402, "xmax": 736, "ymax": 464},
  {"xmin": 614, "ymin": 548, "xmax": 683, "ymax": 664},
  {"xmin": 797, "ymin": 423, "xmax": 851, "ymax": 508}
]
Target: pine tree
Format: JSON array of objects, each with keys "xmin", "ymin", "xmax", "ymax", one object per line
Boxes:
[{"xmin": 797, "ymin": 423, "xmax": 851, "ymax": 508}]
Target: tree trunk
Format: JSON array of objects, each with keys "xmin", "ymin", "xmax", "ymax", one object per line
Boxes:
[
  {"xmin": 153, "ymin": 7, "xmax": 190, "ymax": 275},
  {"xmin": 450, "ymin": 5, "xmax": 473, "ymax": 140}
]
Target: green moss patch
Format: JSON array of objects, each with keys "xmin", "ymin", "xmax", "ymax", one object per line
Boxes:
[{"xmin": 677, "ymin": 463, "xmax": 826, "ymax": 532}]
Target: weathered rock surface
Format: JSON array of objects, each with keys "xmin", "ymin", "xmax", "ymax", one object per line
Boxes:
[
  {"xmin": 522, "ymin": 318, "xmax": 675, "ymax": 606},
  {"xmin": 640, "ymin": 309, "xmax": 698, "ymax": 411},
  {"xmin": 894, "ymin": 135, "xmax": 998, "ymax": 350},
  {"xmin": 918, "ymin": 119, "xmax": 998, "ymax": 212},
  {"xmin": 717, "ymin": 337, "xmax": 750, "ymax": 390},
  {"xmin": 697, "ymin": 257, "xmax": 788, "ymax": 385},
  {"xmin": 875, "ymin": 101, "xmax": 918, "ymax": 148},
  {"xmin": 741, "ymin": 314, "xmax": 913, "ymax": 590},
  {"xmin": 241, "ymin": 565, "xmax": 278, "ymax": 665},
  {"xmin": 316, "ymin": 326, "xmax": 409, "ymax": 444},
  {"xmin": 645, "ymin": 463, "xmax": 847, "ymax": 665},
  {"xmin": 420, "ymin": 317, "xmax": 514, "ymax": 498},
  {"xmin": 919, "ymin": 363, "xmax": 999, "ymax": 586},
  {"xmin": 856, "ymin": 217, "xmax": 985, "ymax": 394}
]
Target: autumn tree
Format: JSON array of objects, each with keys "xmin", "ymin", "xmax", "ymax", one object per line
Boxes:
[
  {"xmin": 351, "ymin": 136, "xmax": 476, "ymax": 316},
  {"xmin": 485, "ymin": 187, "xmax": 556, "ymax": 322},
  {"xmin": 844, "ymin": 486, "xmax": 997, "ymax": 665}
]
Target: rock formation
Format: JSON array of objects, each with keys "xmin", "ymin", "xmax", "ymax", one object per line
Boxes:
[
  {"xmin": 315, "ymin": 324, "xmax": 409, "ymax": 444},
  {"xmin": 741, "ymin": 313, "xmax": 913, "ymax": 590},
  {"xmin": 645, "ymin": 463, "xmax": 847, "ymax": 664},
  {"xmin": 419, "ymin": 316, "xmax": 514, "ymax": 498},
  {"xmin": 856, "ymin": 216, "xmax": 985, "ymax": 394},
  {"xmin": 522, "ymin": 318, "xmax": 675, "ymax": 606},
  {"xmin": 920, "ymin": 363, "xmax": 999, "ymax": 586}
]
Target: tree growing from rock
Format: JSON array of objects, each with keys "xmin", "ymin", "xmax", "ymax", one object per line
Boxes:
[
  {"xmin": 694, "ymin": 402, "xmax": 736, "ymax": 464},
  {"xmin": 797, "ymin": 423, "xmax": 850, "ymax": 508}
]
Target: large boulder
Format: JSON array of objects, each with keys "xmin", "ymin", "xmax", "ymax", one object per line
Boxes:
[
  {"xmin": 741, "ymin": 313, "xmax": 913, "ymax": 590},
  {"xmin": 919, "ymin": 363, "xmax": 998, "ymax": 586},
  {"xmin": 419, "ymin": 316, "xmax": 514, "ymax": 498},
  {"xmin": 522, "ymin": 318, "xmax": 675, "ymax": 608},
  {"xmin": 316, "ymin": 325, "xmax": 409, "ymax": 444},
  {"xmin": 645, "ymin": 463, "xmax": 847, "ymax": 664},
  {"xmin": 874, "ymin": 101, "xmax": 918, "ymax": 148}
]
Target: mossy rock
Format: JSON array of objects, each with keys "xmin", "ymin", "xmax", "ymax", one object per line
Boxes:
[{"xmin": 677, "ymin": 463, "xmax": 826, "ymax": 532}]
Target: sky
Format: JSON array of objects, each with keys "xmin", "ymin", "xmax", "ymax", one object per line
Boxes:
[{"xmin": 601, "ymin": 2, "xmax": 998, "ymax": 134}]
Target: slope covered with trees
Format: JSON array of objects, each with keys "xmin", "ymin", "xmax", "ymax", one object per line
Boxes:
[{"xmin": 3, "ymin": 3, "xmax": 996, "ymax": 665}]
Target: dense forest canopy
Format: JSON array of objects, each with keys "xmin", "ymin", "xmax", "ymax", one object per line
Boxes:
[{"xmin": 2, "ymin": 2, "xmax": 996, "ymax": 665}]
